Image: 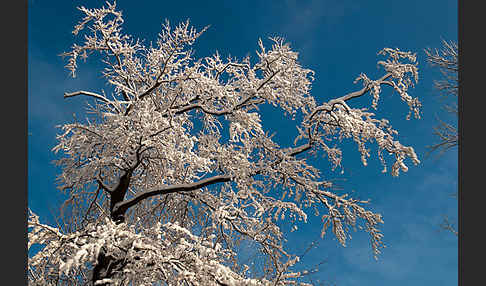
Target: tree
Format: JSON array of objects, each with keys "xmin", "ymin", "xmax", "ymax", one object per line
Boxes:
[
  {"xmin": 28, "ymin": 2, "xmax": 422, "ymax": 285},
  {"xmin": 425, "ymin": 40, "xmax": 459, "ymax": 236},
  {"xmin": 425, "ymin": 40, "xmax": 458, "ymax": 156}
]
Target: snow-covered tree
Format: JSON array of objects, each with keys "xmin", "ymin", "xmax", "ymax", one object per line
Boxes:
[{"xmin": 28, "ymin": 2, "xmax": 422, "ymax": 285}]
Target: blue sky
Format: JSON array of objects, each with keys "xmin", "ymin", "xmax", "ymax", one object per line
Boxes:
[{"xmin": 28, "ymin": 0, "xmax": 457, "ymax": 285}]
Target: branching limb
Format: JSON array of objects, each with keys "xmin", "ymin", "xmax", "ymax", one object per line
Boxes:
[
  {"xmin": 81, "ymin": 185, "xmax": 102, "ymax": 225},
  {"xmin": 305, "ymin": 73, "xmax": 392, "ymax": 123},
  {"xmin": 113, "ymin": 174, "xmax": 232, "ymax": 218},
  {"xmin": 64, "ymin": 91, "xmax": 122, "ymax": 113}
]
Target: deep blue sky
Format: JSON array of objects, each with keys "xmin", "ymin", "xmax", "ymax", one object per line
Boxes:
[{"xmin": 28, "ymin": 1, "xmax": 457, "ymax": 285}]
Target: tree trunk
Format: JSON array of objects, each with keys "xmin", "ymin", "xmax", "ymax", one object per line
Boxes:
[{"xmin": 92, "ymin": 172, "xmax": 131, "ymax": 285}]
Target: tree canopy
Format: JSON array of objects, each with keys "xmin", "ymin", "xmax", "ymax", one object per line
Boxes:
[{"xmin": 28, "ymin": 2, "xmax": 422, "ymax": 285}]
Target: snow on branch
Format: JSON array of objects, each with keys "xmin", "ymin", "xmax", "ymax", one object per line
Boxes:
[
  {"xmin": 29, "ymin": 209, "xmax": 305, "ymax": 285},
  {"xmin": 30, "ymin": 2, "xmax": 423, "ymax": 285}
]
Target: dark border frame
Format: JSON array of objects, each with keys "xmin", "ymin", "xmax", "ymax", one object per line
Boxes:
[
  {"xmin": 458, "ymin": 0, "xmax": 475, "ymax": 285},
  {"xmin": 6, "ymin": 1, "xmax": 28, "ymax": 285}
]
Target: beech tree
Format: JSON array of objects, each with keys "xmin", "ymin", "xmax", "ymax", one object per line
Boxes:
[{"xmin": 28, "ymin": 2, "xmax": 422, "ymax": 285}]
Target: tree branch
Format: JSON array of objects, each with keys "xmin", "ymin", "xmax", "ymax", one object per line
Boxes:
[
  {"xmin": 96, "ymin": 176, "xmax": 114, "ymax": 194},
  {"xmin": 64, "ymin": 91, "xmax": 122, "ymax": 113},
  {"xmin": 112, "ymin": 174, "xmax": 232, "ymax": 218},
  {"xmin": 171, "ymin": 69, "xmax": 279, "ymax": 117},
  {"xmin": 81, "ymin": 186, "xmax": 101, "ymax": 226},
  {"xmin": 305, "ymin": 73, "xmax": 392, "ymax": 123},
  {"xmin": 64, "ymin": 90, "xmax": 111, "ymax": 103},
  {"xmin": 287, "ymin": 143, "xmax": 312, "ymax": 157}
]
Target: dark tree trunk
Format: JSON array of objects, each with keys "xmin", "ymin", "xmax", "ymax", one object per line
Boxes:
[
  {"xmin": 92, "ymin": 172, "xmax": 132, "ymax": 285},
  {"xmin": 91, "ymin": 248, "xmax": 127, "ymax": 285},
  {"xmin": 109, "ymin": 171, "xmax": 132, "ymax": 223}
]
